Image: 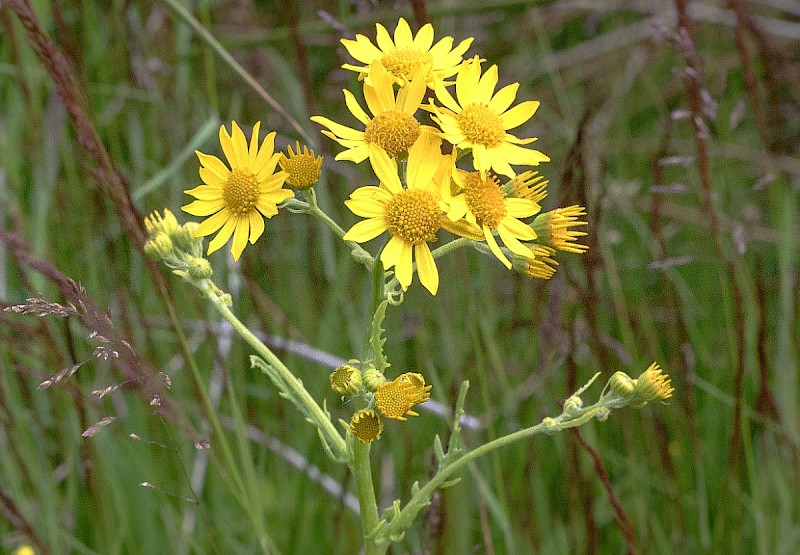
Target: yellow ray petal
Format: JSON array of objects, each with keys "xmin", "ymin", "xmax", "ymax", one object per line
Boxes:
[
  {"xmin": 375, "ymin": 22, "xmax": 394, "ymax": 52},
  {"xmin": 500, "ymin": 100, "xmax": 539, "ymax": 130},
  {"xmin": 343, "ymin": 217, "xmax": 387, "ymax": 243},
  {"xmin": 194, "ymin": 208, "xmax": 231, "ymax": 237},
  {"xmin": 248, "ymin": 210, "xmax": 265, "ymax": 244},
  {"xmin": 184, "ymin": 185, "xmax": 222, "ymax": 200},
  {"xmin": 219, "ymin": 124, "xmax": 238, "ymax": 169},
  {"xmin": 413, "ymin": 23, "xmax": 434, "ymax": 51},
  {"xmin": 207, "ymin": 216, "xmax": 237, "ymax": 255},
  {"xmin": 414, "ymin": 243, "xmax": 439, "ymax": 294},
  {"xmin": 230, "ymin": 121, "xmax": 249, "ymax": 169},
  {"xmin": 488, "ymin": 83, "xmax": 519, "ymax": 115},
  {"xmin": 248, "ymin": 121, "xmax": 262, "ymax": 166},
  {"xmin": 368, "ymin": 145, "xmax": 402, "ymax": 194},
  {"xmin": 484, "ymin": 224, "xmax": 511, "ymax": 268},
  {"xmin": 394, "ymin": 242, "xmax": 414, "ymax": 290},
  {"xmin": 393, "ymin": 18, "xmax": 413, "ymax": 47},
  {"xmin": 230, "ymin": 216, "xmax": 249, "ymax": 260},
  {"xmin": 380, "ymin": 235, "xmax": 405, "ymax": 268},
  {"xmin": 343, "ymin": 89, "xmax": 371, "ymax": 125},
  {"xmin": 476, "ymin": 64, "xmax": 498, "ymax": 105},
  {"xmin": 182, "ymin": 198, "xmax": 225, "ymax": 216},
  {"xmin": 196, "ymin": 151, "xmax": 230, "ymax": 181}
]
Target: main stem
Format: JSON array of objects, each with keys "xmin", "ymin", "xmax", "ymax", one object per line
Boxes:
[
  {"xmin": 352, "ymin": 441, "xmax": 383, "ymax": 555},
  {"xmin": 200, "ymin": 279, "xmax": 347, "ymax": 460}
]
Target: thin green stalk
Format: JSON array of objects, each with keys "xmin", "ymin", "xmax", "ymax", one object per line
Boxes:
[
  {"xmin": 162, "ymin": 295, "xmax": 249, "ymax": 501},
  {"xmin": 287, "ymin": 194, "xmax": 375, "ymax": 270},
  {"xmin": 198, "ymin": 279, "xmax": 347, "ymax": 460},
  {"xmin": 352, "ymin": 441, "xmax": 382, "ymax": 555},
  {"xmin": 160, "ymin": 0, "xmax": 313, "ymax": 145}
]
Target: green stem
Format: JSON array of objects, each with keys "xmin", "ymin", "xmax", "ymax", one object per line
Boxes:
[
  {"xmin": 352, "ymin": 441, "xmax": 383, "ymax": 555},
  {"xmin": 380, "ymin": 401, "xmax": 610, "ymax": 542},
  {"xmin": 286, "ymin": 195, "xmax": 375, "ymax": 271},
  {"xmin": 198, "ymin": 279, "xmax": 347, "ymax": 460}
]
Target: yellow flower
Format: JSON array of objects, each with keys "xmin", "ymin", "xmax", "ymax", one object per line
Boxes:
[
  {"xmin": 182, "ymin": 122, "xmax": 292, "ymax": 261},
  {"xmin": 350, "ymin": 409, "xmax": 384, "ymax": 443},
  {"xmin": 375, "ymin": 373, "xmax": 431, "ymax": 421},
  {"xmin": 432, "ymin": 56, "xmax": 549, "ymax": 178},
  {"xmin": 311, "ymin": 61, "xmax": 428, "ymax": 163},
  {"xmin": 279, "ymin": 141, "xmax": 323, "ymax": 190},
  {"xmin": 340, "ymin": 17, "xmax": 473, "ymax": 88},
  {"xmin": 633, "ymin": 363, "xmax": 675, "ymax": 405},
  {"xmin": 444, "ymin": 169, "xmax": 540, "ymax": 268},
  {"xmin": 515, "ymin": 245, "xmax": 558, "ymax": 280},
  {"xmin": 531, "ymin": 206, "xmax": 589, "ymax": 253},
  {"xmin": 330, "ymin": 364, "xmax": 362, "ymax": 396},
  {"xmin": 342, "ymin": 131, "xmax": 480, "ymax": 294}
]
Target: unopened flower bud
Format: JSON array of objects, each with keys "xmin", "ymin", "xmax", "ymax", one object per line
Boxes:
[
  {"xmin": 608, "ymin": 371, "xmax": 636, "ymax": 398},
  {"xmin": 186, "ymin": 257, "xmax": 213, "ymax": 279},
  {"xmin": 144, "ymin": 232, "xmax": 174, "ymax": 260},
  {"xmin": 362, "ymin": 366, "xmax": 386, "ymax": 392},
  {"xmin": 349, "ymin": 409, "xmax": 383, "ymax": 443}
]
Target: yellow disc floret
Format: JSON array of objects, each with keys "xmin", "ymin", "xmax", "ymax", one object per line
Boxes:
[
  {"xmin": 223, "ymin": 169, "xmax": 260, "ymax": 217},
  {"xmin": 462, "ymin": 172, "xmax": 507, "ymax": 228},
  {"xmin": 375, "ymin": 373, "xmax": 431, "ymax": 421},
  {"xmin": 457, "ymin": 104, "xmax": 505, "ymax": 147},
  {"xmin": 350, "ymin": 409, "xmax": 384, "ymax": 443},
  {"xmin": 384, "ymin": 189, "xmax": 441, "ymax": 245},
  {"xmin": 364, "ymin": 110, "xmax": 421, "ymax": 157},
  {"xmin": 279, "ymin": 141, "xmax": 323, "ymax": 190},
  {"xmin": 381, "ymin": 49, "xmax": 434, "ymax": 82}
]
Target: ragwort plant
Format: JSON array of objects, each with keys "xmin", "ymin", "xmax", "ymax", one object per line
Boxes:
[{"xmin": 144, "ymin": 18, "xmax": 674, "ymax": 554}]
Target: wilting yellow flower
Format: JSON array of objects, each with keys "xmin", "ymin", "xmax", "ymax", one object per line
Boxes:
[
  {"xmin": 512, "ymin": 245, "xmax": 558, "ymax": 280},
  {"xmin": 350, "ymin": 409, "xmax": 384, "ymax": 443},
  {"xmin": 279, "ymin": 141, "xmax": 323, "ymax": 190},
  {"xmin": 531, "ymin": 206, "xmax": 589, "ymax": 253},
  {"xmin": 342, "ymin": 131, "xmax": 480, "ymax": 294},
  {"xmin": 432, "ymin": 56, "xmax": 549, "ymax": 178},
  {"xmin": 182, "ymin": 122, "xmax": 292, "ymax": 261},
  {"xmin": 634, "ymin": 363, "xmax": 674, "ymax": 405},
  {"xmin": 444, "ymin": 169, "xmax": 540, "ymax": 268},
  {"xmin": 340, "ymin": 17, "xmax": 473, "ymax": 88},
  {"xmin": 375, "ymin": 373, "xmax": 431, "ymax": 421},
  {"xmin": 505, "ymin": 171, "xmax": 549, "ymax": 204},
  {"xmin": 311, "ymin": 61, "xmax": 428, "ymax": 163}
]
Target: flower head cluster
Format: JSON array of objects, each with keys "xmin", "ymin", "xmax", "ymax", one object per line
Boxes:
[
  {"xmin": 333, "ymin": 362, "xmax": 432, "ymax": 444},
  {"xmin": 314, "ymin": 19, "xmax": 589, "ymax": 294},
  {"xmin": 348, "ymin": 372, "xmax": 432, "ymax": 444}
]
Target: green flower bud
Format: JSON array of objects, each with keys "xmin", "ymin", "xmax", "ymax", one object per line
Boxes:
[
  {"xmin": 608, "ymin": 371, "xmax": 636, "ymax": 398},
  {"xmin": 144, "ymin": 232, "xmax": 174, "ymax": 260},
  {"xmin": 186, "ymin": 257, "xmax": 213, "ymax": 279},
  {"xmin": 362, "ymin": 366, "xmax": 387, "ymax": 393}
]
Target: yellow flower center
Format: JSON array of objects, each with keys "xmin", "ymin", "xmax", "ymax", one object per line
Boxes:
[
  {"xmin": 364, "ymin": 110, "xmax": 421, "ymax": 157},
  {"xmin": 463, "ymin": 172, "xmax": 507, "ymax": 228},
  {"xmin": 375, "ymin": 381, "xmax": 415, "ymax": 420},
  {"xmin": 381, "ymin": 49, "xmax": 433, "ymax": 82},
  {"xmin": 223, "ymin": 169, "xmax": 260, "ymax": 216},
  {"xmin": 385, "ymin": 189, "xmax": 441, "ymax": 245},
  {"xmin": 457, "ymin": 104, "xmax": 505, "ymax": 147},
  {"xmin": 350, "ymin": 409, "xmax": 383, "ymax": 444}
]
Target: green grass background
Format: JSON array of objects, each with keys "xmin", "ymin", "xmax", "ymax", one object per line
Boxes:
[{"xmin": 1, "ymin": 0, "xmax": 799, "ymax": 553}]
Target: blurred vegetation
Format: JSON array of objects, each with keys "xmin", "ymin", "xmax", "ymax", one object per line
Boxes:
[{"xmin": 1, "ymin": 0, "xmax": 799, "ymax": 553}]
